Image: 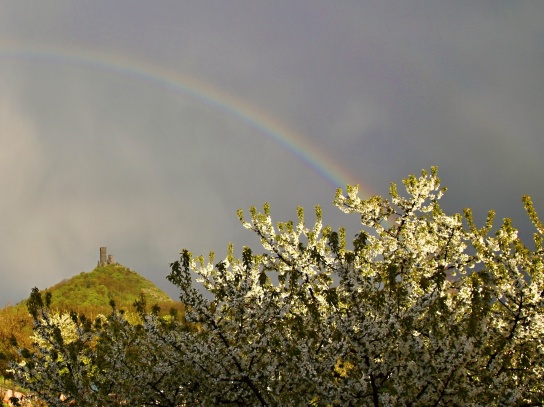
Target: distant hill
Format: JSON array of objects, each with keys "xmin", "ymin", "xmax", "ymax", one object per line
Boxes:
[
  {"xmin": 0, "ymin": 263, "xmax": 183, "ymax": 379},
  {"xmin": 45, "ymin": 263, "xmax": 173, "ymax": 312}
]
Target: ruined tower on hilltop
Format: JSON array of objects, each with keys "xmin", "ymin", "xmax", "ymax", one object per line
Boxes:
[{"xmin": 98, "ymin": 247, "xmax": 115, "ymax": 267}]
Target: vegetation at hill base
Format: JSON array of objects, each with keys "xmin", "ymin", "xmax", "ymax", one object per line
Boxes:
[
  {"xmin": 0, "ymin": 264, "xmax": 183, "ymax": 387},
  {"xmin": 10, "ymin": 168, "xmax": 544, "ymax": 406}
]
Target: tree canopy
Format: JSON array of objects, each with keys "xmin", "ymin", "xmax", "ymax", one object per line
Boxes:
[{"xmin": 12, "ymin": 168, "xmax": 544, "ymax": 406}]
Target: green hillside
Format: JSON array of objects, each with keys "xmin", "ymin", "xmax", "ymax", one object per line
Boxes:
[
  {"xmin": 0, "ymin": 264, "xmax": 183, "ymax": 380},
  {"xmin": 46, "ymin": 263, "xmax": 173, "ymax": 311}
]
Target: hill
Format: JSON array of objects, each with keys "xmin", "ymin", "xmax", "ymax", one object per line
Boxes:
[
  {"xmin": 46, "ymin": 263, "xmax": 173, "ymax": 312},
  {"xmin": 0, "ymin": 263, "xmax": 183, "ymax": 380}
]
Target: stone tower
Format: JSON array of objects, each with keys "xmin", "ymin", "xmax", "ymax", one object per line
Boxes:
[
  {"xmin": 99, "ymin": 247, "xmax": 107, "ymax": 266},
  {"xmin": 98, "ymin": 247, "xmax": 115, "ymax": 267}
]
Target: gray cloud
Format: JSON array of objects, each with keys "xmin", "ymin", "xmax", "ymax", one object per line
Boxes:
[{"xmin": 0, "ymin": 1, "xmax": 542, "ymax": 303}]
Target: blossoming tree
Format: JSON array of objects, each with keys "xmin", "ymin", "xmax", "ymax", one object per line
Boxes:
[{"xmin": 13, "ymin": 168, "xmax": 544, "ymax": 406}]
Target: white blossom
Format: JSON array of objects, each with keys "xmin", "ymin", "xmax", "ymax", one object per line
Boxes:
[{"xmin": 12, "ymin": 167, "xmax": 544, "ymax": 406}]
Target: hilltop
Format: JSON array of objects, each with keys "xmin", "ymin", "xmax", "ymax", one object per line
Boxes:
[
  {"xmin": 2, "ymin": 263, "xmax": 177, "ymax": 317},
  {"xmin": 46, "ymin": 263, "xmax": 173, "ymax": 312}
]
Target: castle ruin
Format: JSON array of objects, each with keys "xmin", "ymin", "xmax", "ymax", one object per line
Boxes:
[{"xmin": 98, "ymin": 246, "xmax": 115, "ymax": 267}]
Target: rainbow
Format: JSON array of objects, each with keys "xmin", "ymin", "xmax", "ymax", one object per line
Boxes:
[{"xmin": 0, "ymin": 44, "xmax": 374, "ymax": 196}]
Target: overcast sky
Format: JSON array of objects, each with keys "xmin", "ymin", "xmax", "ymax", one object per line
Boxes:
[{"xmin": 0, "ymin": 1, "xmax": 543, "ymax": 304}]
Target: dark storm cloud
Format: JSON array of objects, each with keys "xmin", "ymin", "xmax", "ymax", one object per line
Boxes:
[{"xmin": 0, "ymin": 1, "xmax": 542, "ymax": 303}]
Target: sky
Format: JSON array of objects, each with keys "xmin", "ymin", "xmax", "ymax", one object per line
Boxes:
[{"xmin": 0, "ymin": 1, "xmax": 543, "ymax": 304}]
